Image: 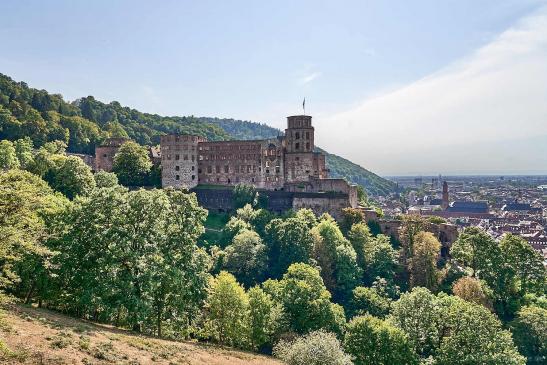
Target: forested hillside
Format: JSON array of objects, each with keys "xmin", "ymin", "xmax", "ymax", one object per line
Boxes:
[{"xmin": 0, "ymin": 73, "xmax": 396, "ymax": 195}]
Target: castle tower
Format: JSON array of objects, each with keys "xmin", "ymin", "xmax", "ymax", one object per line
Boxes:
[
  {"xmin": 160, "ymin": 134, "xmax": 206, "ymax": 189},
  {"xmin": 442, "ymin": 181, "xmax": 449, "ymax": 210},
  {"xmin": 284, "ymin": 115, "xmax": 326, "ymax": 183}
]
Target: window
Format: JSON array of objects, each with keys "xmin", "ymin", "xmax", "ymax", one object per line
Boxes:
[
  {"xmin": 207, "ymin": 166, "xmax": 212, "ymax": 173},
  {"xmin": 216, "ymin": 165, "xmax": 220, "ymax": 173},
  {"xmin": 191, "ymin": 175, "xmax": 195, "ymax": 180},
  {"xmin": 191, "ymin": 155, "xmax": 195, "ymax": 162},
  {"xmin": 295, "ymin": 132, "xmax": 300, "ymax": 139},
  {"xmin": 306, "ymin": 132, "xmax": 310, "ymax": 139},
  {"xmin": 175, "ymin": 175, "xmax": 180, "ymax": 180},
  {"xmin": 175, "ymin": 154, "xmax": 180, "ymax": 160},
  {"xmin": 295, "ymin": 143, "xmax": 300, "ymax": 150},
  {"xmin": 198, "ymin": 168, "xmax": 202, "ymax": 173},
  {"xmin": 191, "ymin": 165, "xmax": 195, "ymax": 171},
  {"xmin": 175, "ymin": 166, "xmax": 180, "ymax": 171},
  {"xmin": 184, "ymin": 154, "xmax": 188, "ymax": 160},
  {"xmin": 167, "ymin": 154, "xmax": 172, "ymax": 160},
  {"xmin": 103, "ymin": 154, "xmax": 107, "ymax": 158},
  {"xmin": 224, "ymin": 165, "xmax": 229, "ymax": 173},
  {"xmin": 306, "ymin": 142, "xmax": 310, "ymax": 150}
]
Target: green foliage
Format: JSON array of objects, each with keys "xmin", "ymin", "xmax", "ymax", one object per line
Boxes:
[
  {"xmin": 49, "ymin": 187, "xmax": 209, "ymax": 336},
  {"xmin": 0, "ymin": 140, "xmax": 19, "ymax": 169},
  {"xmin": 409, "ymin": 231, "xmax": 441, "ymax": 291},
  {"xmin": 363, "ymin": 234, "xmax": 399, "ymax": 286},
  {"xmin": 94, "ymin": 170, "xmax": 119, "ymax": 188},
  {"xmin": 350, "ymin": 286, "xmax": 392, "ymax": 318},
  {"xmin": 265, "ymin": 217, "xmax": 315, "ymax": 279},
  {"xmin": 14, "ymin": 137, "xmax": 34, "ymax": 169},
  {"xmin": 347, "ymin": 223, "xmax": 372, "ymax": 270},
  {"xmin": 264, "ymin": 263, "xmax": 346, "ymax": 335},
  {"xmin": 221, "ymin": 217, "xmax": 251, "ymax": 247},
  {"xmin": 232, "ymin": 183, "xmax": 258, "ymax": 210},
  {"xmin": 0, "ymin": 170, "xmax": 68, "ymax": 299},
  {"xmin": 312, "ymin": 219, "xmax": 361, "ymax": 302},
  {"xmin": 50, "ymin": 156, "xmax": 96, "ymax": 199},
  {"xmin": 452, "ymin": 276, "xmax": 493, "ymax": 309},
  {"xmin": 339, "ymin": 208, "xmax": 364, "ymax": 235},
  {"xmin": 247, "ymin": 286, "xmax": 279, "ymax": 351},
  {"xmin": 274, "ymin": 330, "xmax": 353, "ymax": 365},
  {"xmin": 510, "ymin": 306, "xmax": 547, "ymax": 363},
  {"xmin": 223, "ymin": 229, "xmax": 268, "ymax": 287},
  {"xmin": 344, "ymin": 315, "xmax": 419, "ymax": 365},
  {"xmin": 112, "ymin": 140, "xmax": 152, "ymax": 186},
  {"xmin": 204, "ymin": 271, "xmax": 249, "ymax": 348}
]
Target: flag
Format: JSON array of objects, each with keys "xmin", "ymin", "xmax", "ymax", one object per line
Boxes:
[{"xmin": 302, "ymin": 98, "xmax": 306, "ymax": 113}]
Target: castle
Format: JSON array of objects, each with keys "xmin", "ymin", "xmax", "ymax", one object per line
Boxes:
[{"xmin": 94, "ymin": 115, "xmax": 358, "ymax": 219}]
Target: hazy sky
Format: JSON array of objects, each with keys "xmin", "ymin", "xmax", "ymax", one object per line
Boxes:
[{"xmin": 1, "ymin": 0, "xmax": 546, "ymax": 175}]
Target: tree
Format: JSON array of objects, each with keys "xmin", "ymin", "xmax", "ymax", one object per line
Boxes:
[
  {"xmin": 389, "ymin": 287, "xmax": 442, "ymax": 358},
  {"xmin": 94, "ymin": 170, "xmax": 119, "ymax": 188},
  {"xmin": 339, "ymin": 207, "xmax": 364, "ymax": 235},
  {"xmin": 313, "ymin": 219, "xmax": 361, "ymax": 302},
  {"xmin": 452, "ymin": 276, "xmax": 492, "ymax": 309},
  {"xmin": 248, "ymin": 286, "xmax": 278, "ymax": 351},
  {"xmin": 51, "ymin": 156, "xmax": 96, "ymax": 199},
  {"xmin": 0, "ymin": 170, "xmax": 67, "ymax": 302},
  {"xmin": 14, "ymin": 137, "xmax": 34, "ymax": 169},
  {"xmin": 363, "ymin": 234, "xmax": 399, "ymax": 285},
  {"xmin": 274, "ymin": 330, "xmax": 353, "ymax": 365},
  {"xmin": 223, "ymin": 230, "xmax": 268, "ymax": 287},
  {"xmin": 350, "ymin": 286, "xmax": 391, "ymax": 318},
  {"xmin": 264, "ymin": 263, "xmax": 346, "ymax": 335},
  {"xmin": 233, "ymin": 183, "xmax": 258, "ymax": 210},
  {"xmin": 500, "ymin": 234, "xmax": 546, "ymax": 294},
  {"xmin": 409, "ymin": 231, "xmax": 441, "ymax": 291},
  {"xmin": 0, "ymin": 140, "xmax": 19, "ymax": 169},
  {"xmin": 264, "ymin": 217, "xmax": 315, "ymax": 278},
  {"xmin": 50, "ymin": 187, "xmax": 209, "ymax": 336},
  {"xmin": 510, "ymin": 306, "xmax": 547, "ymax": 363},
  {"xmin": 204, "ymin": 271, "xmax": 249, "ymax": 348},
  {"xmin": 398, "ymin": 214, "xmax": 426, "ymax": 258},
  {"xmin": 112, "ymin": 140, "xmax": 152, "ymax": 186},
  {"xmin": 220, "ymin": 217, "xmax": 251, "ymax": 247},
  {"xmin": 435, "ymin": 295, "xmax": 525, "ymax": 365},
  {"xmin": 347, "ymin": 223, "xmax": 372, "ymax": 270},
  {"xmin": 344, "ymin": 315, "xmax": 419, "ymax": 365}
]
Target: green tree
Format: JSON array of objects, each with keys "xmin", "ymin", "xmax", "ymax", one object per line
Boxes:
[
  {"xmin": 409, "ymin": 231, "xmax": 441, "ymax": 291},
  {"xmin": 264, "ymin": 263, "xmax": 346, "ymax": 335},
  {"xmin": 0, "ymin": 140, "xmax": 19, "ymax": 169},
  {"xmin": 94, "ymin": 170, "xmax": 119, "ymax": 188},
  {"xmin": 339, "ymin": 207, "xmax": 364, "ymax": 235},
  {"xmin": 232, "ymin": 183, "xmax": 258, "ymax": 209},
  {"xmin": 264, "ymin": 217, "xmax": 315, "ymax": 278},
  {"xmin": 510, "ymin": 306, "xmax": 547, "ymax": 364},
  {"xmin": 248, "ymin": 286, "xmax": 278, "ymax": 351},
  {"xmin": 313, "ymin": 219, "xmax": 361, "ymax": 302},
  {"xmin": 344, "ymin": 315, "xmax": 419, "ymax": 365},
  {"xmin": 350, "ymin": 286, "xmax": 391, "ymax": 318},
  {"xmin": 363, "ymin": 234, "xmax": 399, "ymax": 285},
  {"xmin": 389, "ymin": 287, "xmax": 442, "ymax": 357},
  {"xmin": 220, "ymin": 217, "xmax": 251, "ymax": 247},
  {"xmin": 14, "ymin": 137, "xmax": 34, "ymax": 169},
  {"xmin": 0, "ymin": 170, "xmax": 67, "ymax": 301},
  {"xmin": 274, "ymin": 330, "xmax": 353, "ymax": 365},
  {"xmin": 435, "ymin": 295, "xmax": 525, "ymax": 365},
  {"xmin": 51, "ymin": 156, "xmax": 96, "ymax": 199},
  {"xmin": 204, "ymin": 271, "xmax": 250, "ymax": 348},
  {"xmin": 223, "ymin": 229, "xmax": 268, "ymax": 287},
  {"xmin": 347, "ymin": 223, "xmax": 372, "ymax": 270},
  {"xmin": 112, "ymin": 140, "xmax": 152, "ymax": 186}
]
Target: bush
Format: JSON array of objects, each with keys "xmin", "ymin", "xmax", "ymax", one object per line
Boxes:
[
  {"xmin": 274, "ymin": 330, "xmax": 353, "ymax": 365},
  {"xmin": 350, "ymin": 286, "xmax": 391, "ymax": 318}
]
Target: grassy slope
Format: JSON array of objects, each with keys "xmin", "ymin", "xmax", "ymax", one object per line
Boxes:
[{"xmin": 0, "ymin": 306, "xmax": 283, "ymax": 365}]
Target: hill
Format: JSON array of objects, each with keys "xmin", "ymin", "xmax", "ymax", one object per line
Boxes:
[
  {"xmin": 0, "ymin": 305, "xmax": 283, "ymax": 365},
  {"xmin": 0, "ymin": 73, "xmax": 396, "ymax": 195}
]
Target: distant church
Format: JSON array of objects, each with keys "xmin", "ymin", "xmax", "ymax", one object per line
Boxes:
[{"xmin": 95, "ymin": 115, "xmax": 358, "ymax": 219}]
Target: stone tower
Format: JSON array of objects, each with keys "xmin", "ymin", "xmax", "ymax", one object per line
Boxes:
[
  {"xmin": 284, "ymin": 115, "xmax": 318, "ymax": 183},
  {"xmin": 160, "ymin": 134, "xmax": 205, "ymax": 189},
  {"xmin": 442, "ymin": 181, "xmax": 449, "ymax": 210}
]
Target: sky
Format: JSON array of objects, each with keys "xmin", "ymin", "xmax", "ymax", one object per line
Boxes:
[{"xmin": 1, "ymin": 0, "xmax": 546, "ymax": 176}]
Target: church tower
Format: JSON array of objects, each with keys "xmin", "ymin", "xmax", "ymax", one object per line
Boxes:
[{"xmin": 442, "ymin": 181, "xmax": 449, "ymax": 210}]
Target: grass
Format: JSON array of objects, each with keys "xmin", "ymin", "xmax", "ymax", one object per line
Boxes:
[
  {"xmin": 0, "ymin": 304, "xmax": 283, "ymax": 364},
  {"xmin": 199, "ymin": 211, "xmax": 230, "ymax": 247}
]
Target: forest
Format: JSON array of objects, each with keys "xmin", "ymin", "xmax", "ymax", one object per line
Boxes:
[
  {"xmin": 0, "ymin": 136, "xmax": 546, "ymax": 365},
  {"xmin": 0, "ymin": 73, "xmax": 396, "ymax": 196}
]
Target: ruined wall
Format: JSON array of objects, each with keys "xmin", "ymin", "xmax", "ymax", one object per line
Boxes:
[
  {"xmin": 292, "ymin": 192, "xmax": 351, "ymax": 221},
  {"xmin": 161, "ymin": 134, "xmax": 204, "ymax": 189},
  {"xmin": 94, "ymin": 138, "xmax": 130, "ymax": 172}
]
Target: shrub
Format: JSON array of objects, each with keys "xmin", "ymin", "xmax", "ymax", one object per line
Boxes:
[{"xmin": 274, "ymin": 330, "xmax": 353, "ymax": 365}]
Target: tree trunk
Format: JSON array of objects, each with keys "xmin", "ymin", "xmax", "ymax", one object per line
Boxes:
[{"xmin": 24, "ymin": 280, "xmax": 36, "ymax": 304}]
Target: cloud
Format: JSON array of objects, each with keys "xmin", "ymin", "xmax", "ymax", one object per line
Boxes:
[
  {"xmin": 315, "ymin": 6, "xmax": 547, "ymax": 176},
  {"xmin": 298, "ymin": 71, "xmax": 322, "ymax": 85}
]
